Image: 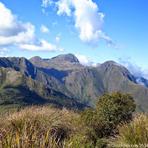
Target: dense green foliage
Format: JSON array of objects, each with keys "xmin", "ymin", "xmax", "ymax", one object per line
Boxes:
[{"xmin": 81, "ymin": 92, "xmax": 136, "ymax": 140}]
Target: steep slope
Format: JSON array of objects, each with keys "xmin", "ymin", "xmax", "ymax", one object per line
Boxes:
[
  {"xmin": 96, "ymin": 61, "xmax": 137, "ymax": 92},
  {"xmin": 1, "ymin": 54, "xmax": 148, "ymax": 111},
  {"xmin": 63, "ymin": 67, "xmax": 105, "ymax": 105},
  {"xmin": 0, "ymin": 57, "xmax": 73, "ymax": 98},
  {"xmin": 0, "ymin": 67, "xmax": 85, "ymax": 109},
  {"xmin": 30, "ymin": 55, "xmax": 105, "ymax": 105},
  {"xmin": 30, "ymin": 54, "xmax": 148, "ymax": 111},
  {"xmin": 97, "ymin": 61, "xmax": 148, "ymax": 111}
]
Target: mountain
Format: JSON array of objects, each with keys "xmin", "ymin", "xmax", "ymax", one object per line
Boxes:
[
  {"xmin": 0, "ymin": 54, "xmax": 148, "ymax": 112},
  {"xmin": 31, "ymin": 54, "xmax": 148, "ymax": 111},
  {"xmin": 30, "ymin": 54, "xmax": 105, "ymax": 105},
  {"xmin": 96, "ymin": 61, "xmax": 148, "ymax": 112},
  {"xmin": 0, "ymin": 67, "xmax": 86, "ymax": 109},
  {"xmin": 30, "ymin": 54, "xmax": 82, "ymax": 70}
]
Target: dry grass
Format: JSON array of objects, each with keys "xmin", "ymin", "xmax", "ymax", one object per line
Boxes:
[
  {"xmin": 0, "ymin": 106, "xmax": 81, "ymax": 148},
  {"xmin": 111, "ymin": 114, "xmax": 148, "ymax": 147},
  {"xmin": 1, "ymin": 106, "xmax": 146, "ymax": 148}
]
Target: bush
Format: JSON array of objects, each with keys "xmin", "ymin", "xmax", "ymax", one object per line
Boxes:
[
  {"xmin": 81, "ymin": 92, "xmax": 136, "ymax": 139},
  {"xmin": 112, "ymin": 114, "xmax": 148, "ymax": 147}
]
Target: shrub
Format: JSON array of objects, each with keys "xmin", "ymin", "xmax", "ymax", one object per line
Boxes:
[{"xmin": 81, "ymin": 92, "xmax": 136, "ymax": 139}]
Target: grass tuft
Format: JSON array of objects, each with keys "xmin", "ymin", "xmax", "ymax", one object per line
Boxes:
[
  {"xmin": 111, "ymin": 114, "xmax": 148, "ymax": 147},
  {"xmin": 0, "ymin": 106, "xmax": 80, "ymax": 148}
]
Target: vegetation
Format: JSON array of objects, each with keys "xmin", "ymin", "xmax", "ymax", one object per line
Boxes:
[
  {"xmin": 0, "ymin": 92, "xmax": 148, "ymax": 147},
  {"xmin": 81, "ymin": 92, "xmax": 136, "ymax": 139},
  {"xmin": 112, "ymin": 114, "xmax": 148, "ymax": 147},
  {"xmin": 0, "ymin": 106, "xmax": 81, "ymax": 147},
  {"xmin": 0, "ymin": 55, "xmax": 148, "ymax": 147}
]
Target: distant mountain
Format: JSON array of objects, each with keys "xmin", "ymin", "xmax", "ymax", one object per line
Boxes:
[
  {"xmin": 30, "ymin": 54, "xmax": 148, "ymax": 111},
  {"xmin": 30, "ymin": 54, "xmax": 105, "ymax": 105},
  {"xmin": 30, "ymin": 54, "xmax": 82, "ymax": 70},
  {"xmin": 0, "ymin": 54, "xmax": 148, "ymax": 112},
  {"xmin": 0, "ymin": 67, "xmax": 86, "ymax": 109}
]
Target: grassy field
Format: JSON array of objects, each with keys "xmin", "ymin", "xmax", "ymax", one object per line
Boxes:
[
  {"xmin": 0, "ymin": 93, "xmax": 148, "ymax": 147},
  {"xmin": 0, "ymin": 106, "xmax": 83, "ymax": 147}
]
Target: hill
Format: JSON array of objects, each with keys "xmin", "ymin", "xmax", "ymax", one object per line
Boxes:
[
  {"xmin": 0, "ymin": 67, "xmax": 85, "ymax": 110},
  {"xmin": 0, "ymin": 54, "xmax": 148, "ymax": 111}
]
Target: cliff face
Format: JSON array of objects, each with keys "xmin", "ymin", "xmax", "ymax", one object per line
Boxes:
[{"xmin": 0, "ymin": 54, "xmax": 148, "ymax": 111}]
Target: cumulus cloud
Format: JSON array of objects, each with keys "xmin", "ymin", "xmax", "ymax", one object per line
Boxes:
[
  {"xmin": 40, "ymin": 25, "xmax": 49, "ymax": 33},
  {"xmin": 41, "ymin": 0, "xmax": 53, "ymax": 8},
  {"xmin": 118, "ymin": 58, "xmax": 148, "ymax": 80},
  {"xmin": 76, "ymin": 54, "xmax": 95, "ymax": 66},
  {"xmin": 56, "ymin": 0, "xmax": 72, "ymax": 16},
  {"xmin": 19, "ymin": 39, "xmax": 63, "ymax": 51},
  {"xmin": 0, "ymin": 2, "xmax": 35, "ymax": 46},
  {"xmin": 0, "ymin": 48, "xmax": 9, "ymax": 57},
  {"xmin": 0, "ymin": 2, "xmax": 63, "ymax": 52},
  {"xmin": 42, "ymin": 0, "xmax": 115, "ymax": 46}
]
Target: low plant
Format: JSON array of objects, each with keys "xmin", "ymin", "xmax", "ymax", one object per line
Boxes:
[
  {"xmin": 112, "ymin": 114, "xmax": 148, "ymax": 147},
  {"xmin": 0, "ymin": 106, "xmax": 80, "ymax": 147}
]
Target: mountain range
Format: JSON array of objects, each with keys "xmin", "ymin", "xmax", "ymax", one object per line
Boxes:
[{"xmin": 0, "ymin": 54, "xmax": 148, "ymax": 112}]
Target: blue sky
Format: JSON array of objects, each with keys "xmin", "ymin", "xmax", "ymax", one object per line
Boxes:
[{"xmin": 0, "ymin": 0, "xmax": 148, "ymax": 71}]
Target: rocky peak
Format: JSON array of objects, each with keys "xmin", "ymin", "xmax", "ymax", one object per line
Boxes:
[{"xmin": 51, "ymin": 54, "xmax": 79, "ymax": 63}]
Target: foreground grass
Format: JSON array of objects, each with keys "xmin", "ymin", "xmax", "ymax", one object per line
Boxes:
[
  {"xmin": 111, "ymin": 114, "xmax": 148, "ymax": 147},
  {"xmin": 0, "ymin": 106, "xmax": 109, "ymax": 148},
  {"xmin": 1, "ymin": 107, "xmax": 148, "ymax": 148},
  {"xmin": 0, "ymin": 106, "xmax": 84, "ymax": 148},
  {"xmin": 0, "ymin": 93, "xmax": 147, "ymax": 148}
]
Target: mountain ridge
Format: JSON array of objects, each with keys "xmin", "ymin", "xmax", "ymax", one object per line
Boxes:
[{"xmin": 0, "ymin": 53, "xmax": 148, "ymax": 111}]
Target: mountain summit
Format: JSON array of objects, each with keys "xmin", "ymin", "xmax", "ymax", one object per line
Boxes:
[
  {"xmin": 51, "ymin": 54, "xmax": 79, "ymax": 63},
  {"xmin": 30, "ymin": 54, "xmax": 82, "ymax": 70},
  {"xmin": 0, "ymin": 54, "xmax": 148, "ymax": 112}
]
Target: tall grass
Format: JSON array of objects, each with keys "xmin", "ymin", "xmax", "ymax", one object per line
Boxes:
[
  {"xmin": 0, "ymin": 106, "xmax": 81, "ymax": 148},
  {"xmin": 111, "ymin": 114, "xmax": 148, "ymax": 147},
  {"xmin": 1, "ymin": 106, "xmax": 147, "ymax": 147}
]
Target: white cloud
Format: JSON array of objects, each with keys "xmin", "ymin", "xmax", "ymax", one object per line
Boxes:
[
  {"xmin": 118, "ymin": 58, "xmax": 148, "ymax": 80},
  {"xmin": 41, "ymin": 0, "xmax": 115, "ymax": 46},
  {"xmin": 55, "ymin": 35, "xmax": 61, "ymax": 43},
  {"xmin": 0, "ymin": 23, "xmax": 35, "ymax": 46},
  {"xmin": 76, "ymin": 54, "xmax": 95, "ymax": 66},
  {"xmin": 0, "ymin": 2, "xmax": 35, "ymax": 46},
  {"xmin": 40, "ymin": 25, "xmax": 49, "ymax": 33},
  {"xmin": 55, "ymin": 0, "xmax": 105, "ymax": 44},
  {"xmin": 0, "ymin": 2, "xmax": 63, "ymax": 52},
  {"xmin": 42, "ymin": 0, "xmax": 53, "ymax": 8},
  {"xmin": 56, "ymin": 0, "xmax": 72, "ymax": 16},
  {"xmin": 0, "ymin": 48, "xmax": 9, "ymax": 57},
  {"xmin": 19, "ymin": 39, "xmax": 63, "ymax": 52}
]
